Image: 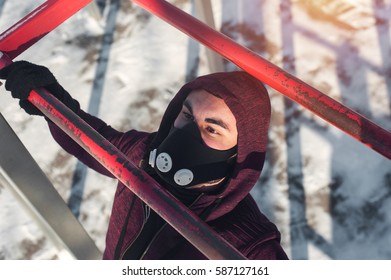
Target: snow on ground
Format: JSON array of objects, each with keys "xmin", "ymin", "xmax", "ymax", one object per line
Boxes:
[{"xmin": 0, "ymin": 0, "xmax": 390, "ymax": 260}]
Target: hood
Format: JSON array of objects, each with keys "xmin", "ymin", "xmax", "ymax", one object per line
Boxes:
[{"xmin": 149, "ymin": 71, "xmax": 271, "ymax": 221}]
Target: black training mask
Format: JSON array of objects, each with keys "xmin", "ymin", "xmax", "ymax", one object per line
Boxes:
[{"xmin": 148, "ymin": 121, "xmax": 237, "ymax": 188}]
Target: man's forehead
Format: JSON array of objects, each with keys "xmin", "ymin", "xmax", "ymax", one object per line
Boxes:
[
  {"xmin": 183, "ymin": 89, "xmax": 236, "ymax": 131},
  {"xmin": 184, "ymin": 90, "xmax": 227, "ymax": 111},
  {"xmin": 185, "ymin": 88, "xmax": 223, "ymax": 103}
]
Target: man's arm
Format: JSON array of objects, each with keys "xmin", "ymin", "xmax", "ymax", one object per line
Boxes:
[{"xmin": 0, "ymin": 61, "xmax": 147, "ymax": 177}]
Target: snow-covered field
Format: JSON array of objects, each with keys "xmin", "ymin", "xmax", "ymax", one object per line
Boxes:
[{"xmin": 0, "ymin": 0, "xmax": 390, "ymax": 260}]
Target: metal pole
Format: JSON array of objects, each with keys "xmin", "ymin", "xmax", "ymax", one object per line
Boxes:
[
  {"xmin": 0, "ymin": 114, "xmax": 102, "ymax": 260},
  {"xmin": 0, "ymin": 0, "xmax": 92, "ymax": 59},
  {"xmin": 193, "ymin": 0, "xmax": 225, "ymax": 72},
  {"xmin": 131, "ymin": 0, "xmax": 391, "ymax": 160}
]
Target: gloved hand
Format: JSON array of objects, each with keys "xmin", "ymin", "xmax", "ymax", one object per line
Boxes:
[{"xmin": 0, "ymin": 61, "xmax": 79, "ymax": 116}]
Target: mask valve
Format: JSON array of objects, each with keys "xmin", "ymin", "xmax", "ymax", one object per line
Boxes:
[
  {"xmin": 156, "ymin": 152, "xmax": 173, "ymax": 172},
  {"xmin": 149, "ymin": 149, "xmax": 173, "ymax": 173},
  {"xmin": 174, "ymin": 169, "xmax": 194, "ymax": 186}
]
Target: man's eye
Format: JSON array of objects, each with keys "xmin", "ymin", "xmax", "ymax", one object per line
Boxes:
[
  {"xmin": 206, "ymin": 126, "xmax": 217, "ymax": 135},
  {"xmin": 183, "ymin": 112, "xmax": 194, "ymax": 120}
]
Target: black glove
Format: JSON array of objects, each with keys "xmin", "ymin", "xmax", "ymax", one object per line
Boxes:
[{"xmin": 0, "ymin": 61, "xmax": 79, "ymax": 116}]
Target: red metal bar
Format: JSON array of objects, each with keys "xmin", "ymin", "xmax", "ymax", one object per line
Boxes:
[
  {"xmin": 0, "ymin": 54, "xmax": 246, "ymax": 259},
  {"xmin": 0, "ymin": 0, "xmax": 92, "ymax": 59},
  {"xmin": 131, "ymin": 0, "xmax": 391, "ymax": 160}
]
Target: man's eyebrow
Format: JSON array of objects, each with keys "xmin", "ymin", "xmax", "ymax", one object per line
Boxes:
[{"xmin": 205, "ymin": 118, "xmax": 229, "ymax": 130}]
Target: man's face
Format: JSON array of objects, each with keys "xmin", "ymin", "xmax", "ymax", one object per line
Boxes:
[{"xmin": 174, "ymin": 89, "xmax": 238, "ymax": 151}]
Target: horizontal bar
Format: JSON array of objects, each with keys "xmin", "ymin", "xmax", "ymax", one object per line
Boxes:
[
  {"xmin": 131, "ymin": 0, "xmax": 391, "ymax": 160},
  {"xmin": 0, "ymin": 0, "xmax": 92, "ymax": 59}
]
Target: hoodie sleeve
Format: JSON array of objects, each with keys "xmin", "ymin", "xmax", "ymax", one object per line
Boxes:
[{"xmin": 46, "ymin": 109, "xmax": 146, "ymax": 178}]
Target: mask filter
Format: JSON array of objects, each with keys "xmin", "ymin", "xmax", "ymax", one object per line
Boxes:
[{"xmin": 149, "ymin": 122, "xmax": 237, "ymax": 188}]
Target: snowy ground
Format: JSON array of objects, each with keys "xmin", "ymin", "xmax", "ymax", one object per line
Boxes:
[{"xmin": 0, "ymin": 0, "xmax": 390, "ymax": 260}]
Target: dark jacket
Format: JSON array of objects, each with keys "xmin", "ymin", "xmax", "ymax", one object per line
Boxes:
[{"xmin": 47, "ymin": 71, "xmax": 288, "ymax": 260}]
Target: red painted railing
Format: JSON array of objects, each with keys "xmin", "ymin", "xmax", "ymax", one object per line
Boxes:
[
  {"xmin": 131, "ymin": 0, "xmax": 391, "ymax": 160},
  {"xmin": 0, "ymin": 0, "xmax": 92, "ymax": 59}
]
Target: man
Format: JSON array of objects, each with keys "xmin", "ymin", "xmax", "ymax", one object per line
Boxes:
[{"xmin": 0, "ymin": 61, "xmax": 288, "ymax": 259}]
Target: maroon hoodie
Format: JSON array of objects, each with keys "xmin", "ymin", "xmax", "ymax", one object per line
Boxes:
[{"xmin": 48, "ymin": 71, "xmax": 288, "ymax": 260}]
